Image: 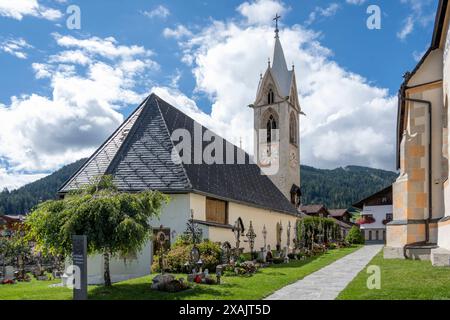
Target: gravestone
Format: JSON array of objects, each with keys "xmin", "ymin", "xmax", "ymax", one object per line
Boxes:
[
  {"xmin": 221, "ymin": 242, "xmax": 231, "ymax": 264},
  {"xmin": 5, "ymin": 266, "xmax": 15, "ymax": 281},
  {"xmin": 72, "ymin": 235, "xmax": 87, "ymax": 300}
]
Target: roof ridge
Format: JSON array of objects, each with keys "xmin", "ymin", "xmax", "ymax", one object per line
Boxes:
[{"xmin": 153, "ymin": 95, "xmax": 193, "ymax": 190}]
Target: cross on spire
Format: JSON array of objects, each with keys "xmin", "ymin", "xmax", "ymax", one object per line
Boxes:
[{"xmin": 273, "ymin": 13, "xmax": 281, "ymax": 38}]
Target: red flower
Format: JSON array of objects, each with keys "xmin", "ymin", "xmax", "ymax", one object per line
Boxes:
[{"xmin": 356, "ymin": 216, "xmax": 376, "ymax": 225}]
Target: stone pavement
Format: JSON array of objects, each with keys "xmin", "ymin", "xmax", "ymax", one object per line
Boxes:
[{"xmin": 265, "ymin": 244, "xmax": 383, "ymax": 300}]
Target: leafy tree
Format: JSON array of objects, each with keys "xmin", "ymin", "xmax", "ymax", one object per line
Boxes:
[
  {"xmin": 26, "ymin": 175, "xmax": 169, "ymax": 286},
  {"xmin": 345, "ymin": 226, "xmax": 365, "ymax": 244}
]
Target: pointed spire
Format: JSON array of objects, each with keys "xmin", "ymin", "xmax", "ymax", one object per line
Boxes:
[{"xmin": 270, "ymin": 14, "xmax": 293, "ymax": 98}]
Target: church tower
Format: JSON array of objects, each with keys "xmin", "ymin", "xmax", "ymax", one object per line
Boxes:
[{"xmin": 250, "ymin": 15, "xmax": 301, "ymax": 206}]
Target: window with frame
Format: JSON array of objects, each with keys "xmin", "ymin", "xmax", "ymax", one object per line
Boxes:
[
  {"xmin": 289, "ymin": 112, "xmax": 297, "ymax": 145},
  {"xmin": 206, "ymin": 198, "xmax": 228, "ymax": 225},
  {"xmin": 267, "ymin": 89, "xmax": 275, "ymax": 104}
]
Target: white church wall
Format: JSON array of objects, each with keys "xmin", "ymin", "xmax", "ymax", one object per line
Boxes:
[{"xmin": 150, "ymin": 193, "xmax": 191, "ymax": 243}]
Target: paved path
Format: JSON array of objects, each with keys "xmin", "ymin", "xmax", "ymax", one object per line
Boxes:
[{"xmin": 265, "ymin": 244, "xmax": 383, "ymax": 300}]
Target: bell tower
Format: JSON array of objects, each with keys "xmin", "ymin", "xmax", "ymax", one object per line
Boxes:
[{"xmin": 250, "ymin": 14, "xmax": 301, "ymax": 206}]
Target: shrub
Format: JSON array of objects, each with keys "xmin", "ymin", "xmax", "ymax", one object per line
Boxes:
[
  {"xmin": 345, "ymin": 226, "xmax": 365, "ymax": 244},
  {"xmin": 152, "ymin": 239, "xmax": 221, "ymax": 273},
  {"xmin": 297, "ymin": 216, "xmax": 341, "ymax": 248}
]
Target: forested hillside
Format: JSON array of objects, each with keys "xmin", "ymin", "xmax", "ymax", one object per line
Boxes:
[
  {"xmin": 0, "ymin": 160, "xmax": 398, "ymax": 215},
  {"xmin": 301, "ymin": 165, "xmax": 398, "ymax": 209},
  {"xmin": 0, "ymin": 159, "xmax": 87, "ymax": 215}
]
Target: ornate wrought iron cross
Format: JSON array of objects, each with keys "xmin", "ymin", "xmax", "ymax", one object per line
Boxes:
[
  {"xmin": 185, "ymin": 210, "xmax": 202, "ymax": 245},
  {"xmin": 245, "ymin": 221, "xmax": 257, "ymax": 259}
]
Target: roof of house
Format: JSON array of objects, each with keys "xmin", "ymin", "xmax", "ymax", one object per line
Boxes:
[
  {"xmin": 352, "ymin": 185, "xmax": 392, "ymax": 209},
  {"xmin": 330, "ymin": 217, "xmax": 354, "ymax": 229},
  {"xmin": 300, "ymin": 204, "xmax": 328, "ymax": 215},
  {"xmin": 328, "ymin": 209, "xmax": 349, "ymax": 218},
  {"xmin": 0, "ymin": 215, "xmax": 25, "ymax": 223},
  {"xmin": 59, "ymin": 94, "xmax": 299, "ymax": 216}
]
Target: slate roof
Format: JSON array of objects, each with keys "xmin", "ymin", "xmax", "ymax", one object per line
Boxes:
[
  {"xmin": 59, "ymin": 94, "xmax": 299, "ymax": 216},
  {"xmin": 329, "ymin": 209, "xmax": 349, "ymax": 218},
  {"xmin": 300, "ymin": 204, "xmax": 328, "ymax": 215},
  {"xmin": 330, "ymin": 217, "xmax": 354, "ymax": 230}
]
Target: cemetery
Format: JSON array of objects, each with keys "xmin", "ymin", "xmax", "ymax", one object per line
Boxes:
[{"xmin": 0, "ymin": 208, "xmax": 362, "ymax": 300}]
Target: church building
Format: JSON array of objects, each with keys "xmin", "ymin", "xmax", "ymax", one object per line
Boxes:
[
  {"xmin": 58, "ymin": 21, "xmax": 303, "ymax": 283},
  {"xmin": 385, "ymin": 0, "xmax": 450, "ymax": 266}
]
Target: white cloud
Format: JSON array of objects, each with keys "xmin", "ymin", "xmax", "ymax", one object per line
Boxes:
[
  {"xmin": 0, "ymin": 34, "xmax": 159, "ymax": 189},
  {"xmin": 0, "ymin": 38, "xmax": 33, "ymax": 59},
  {"xmin": 237, "ymin": 0, "xmax": 287, "ymax": 25},
  {"xmin": 346, "ymin": 0, "xmax": 366, "ymax": 5},
  {"xmin": 53, "ymin": 33, "xmax": 154, "ymax": 60},
  {"xmin": 163, "ymin": 25, "xmax": 193, "ymax": 39},
  {"xmin": 397, "ymin": 16, "xmax": 414, "ymax": 40},
  {"xmin": 306, "ymin": 3, "xmax": 340, "ymax": 26},
  {"xmin": 143, "ymin": 5, "xmax": 170, "ymax": 19},
  {"xmin": 0, "ymin": 168, "xmax": 48, "ymax": 191},
  {"xmin": 157, "ymin": 1, "xmax": 397, "ymax": 170},
  {"xmin": 398, "ymin": 0, "xmax": 436, "ymax": 40},
  {"xmin": 0, "ymin": 0, "xmax": 62, "ymax": 21}
]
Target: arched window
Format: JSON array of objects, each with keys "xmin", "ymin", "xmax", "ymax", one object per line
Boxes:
[
  {"xmin": 289, "ymin": 112, "xmax": 297, "ymax": 145},
  {"xmin": 266, "ymin": 115, "xmax": 277, "ymax": 155},
  {"xmin": 267, "ymin": 89, "xmax": 274, "ymax": 104}
]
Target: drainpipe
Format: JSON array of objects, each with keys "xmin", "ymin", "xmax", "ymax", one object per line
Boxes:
[{"xmin": 403, "ymin": 97, "xmax": 433, "ymax": 244}]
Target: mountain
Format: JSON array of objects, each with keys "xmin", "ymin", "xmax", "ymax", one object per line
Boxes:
[
  {"xmin": 300, "ymin": 165, "xmax": 398, "ymax": 209},
  {"xmin": 0, "ymin": 160, "xmax": 398, "ymax": 215},
  {"xmin": 0, "ymin": 159, "xmax": 87, "ymax": 215}
]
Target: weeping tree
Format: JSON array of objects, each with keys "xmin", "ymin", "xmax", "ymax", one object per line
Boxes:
[{"xmin": 26, "ymin": 175, "xmax": 169, "ymax": 286}]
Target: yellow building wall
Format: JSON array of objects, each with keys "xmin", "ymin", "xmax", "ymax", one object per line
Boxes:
[{"xmin": 189, "ymin": 193, "xmax": 299, "ymax": 252}]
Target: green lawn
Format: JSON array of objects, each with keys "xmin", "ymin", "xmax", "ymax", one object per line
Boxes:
[
  {"xmin": 338, "ymin": 252, "xmax": 450, "ymax": 300},
  {"xmin": 0, "ymin": 246, "xmax": 360, "ymax": 300}
]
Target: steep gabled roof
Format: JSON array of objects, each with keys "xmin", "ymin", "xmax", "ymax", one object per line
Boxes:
[
  {"xmin": 329, "ymin": 209, "xmax": 349, "ymax": 218},
  {"xmin": 59, "ymin": 94, "xmax": 298, "ymax": 216},
  {"xmin": 300, "ymin": 204, "xmax": 328, "ymax": 215},
  {"xmin": 352, "ymin": 185, "xmax": 392, "ymax": 209}
]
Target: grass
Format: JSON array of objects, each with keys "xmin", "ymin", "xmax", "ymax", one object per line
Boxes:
[
  {"xmin": 338, "ymin": 252, "xmax": 450, "ymax": 300},
  {"xmin": 0, "ymin": 246, "xmax": 360, "ymax": 300}
]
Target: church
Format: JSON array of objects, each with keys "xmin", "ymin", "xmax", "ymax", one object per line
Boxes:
[
  {"xmin": 385, "ymin": 0, "xmax": 450, "ymax": 266},
  {"xmin": 58, "ymin": 21, "xmax": 303, "ymax": 283}
]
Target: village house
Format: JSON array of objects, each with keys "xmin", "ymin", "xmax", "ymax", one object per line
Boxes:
[
  {"xmin": 328, "ymin": 209, "xmax": 353, "ymax": 224},
  {"xmin": 300, "ymin": 204, "xmax": 329, "ymax": 218},
  {"xmin": 353, "ymin": 186, "xmax": 392, "ymax": 243},
  {"xmin": 0, "ymin": 215, "xmax": 24, "ymax": 238},
  {"xmin": 58, "ymin": 24, "xmax": 303, "ymax": 284},
  {"xmin": 385, "ymin": 0, "xmax": 450, "ymax": 266}
]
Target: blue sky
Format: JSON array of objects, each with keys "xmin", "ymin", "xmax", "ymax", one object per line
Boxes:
[{"xmin": 0, "ymin": 0, "xmax": 438, "ymax": 189}]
